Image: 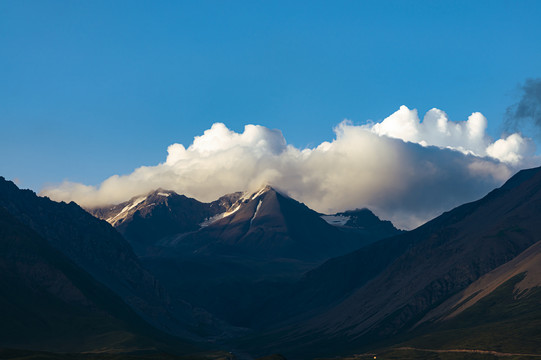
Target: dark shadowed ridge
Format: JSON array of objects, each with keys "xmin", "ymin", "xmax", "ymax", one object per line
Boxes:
[
  {"xmin": 0, "ymin": 177, "xmax": 233, "ymax": 342},
  {"xmin": 0, "ymin": 206, "xmax": 196, "ymax": 354}
]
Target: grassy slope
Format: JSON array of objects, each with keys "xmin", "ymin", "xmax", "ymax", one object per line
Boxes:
[
  {"xmin": 312, "ymin": 273, "xmax": 541, "ymax": 360},
  {"xmin": 402, "ymin": 273, "xmax": 541, "ymax": 354}
]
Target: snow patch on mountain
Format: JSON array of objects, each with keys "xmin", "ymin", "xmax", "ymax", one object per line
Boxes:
[
  {"xmin": 240, "ymin": 185, "xmax": 272, "ymax": 202},
  {"xmin": 106, "ymin": 196, "xmax": 147, "ymax": 224},
  {"xmin": 200, "ymin": 203, "xmax": 242, "ymax": 227},
  {"xmin": 250, "ymin": 199, "xmax": 263, "ymax": 227},
  {"xmin": 321, "ymin": 215, "xmax": 350, "ymax": 226},
  {"xmin": 200, "ymin": 185, "xmax": 272, "ymax": 227}
]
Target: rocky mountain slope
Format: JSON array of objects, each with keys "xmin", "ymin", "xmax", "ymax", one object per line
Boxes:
[
  {"xmin": 88, "ymin": 189, "xmax": 241, "ymax": 255},
  {"xmin": 394, "ymin": 263, "xmax": 541, "ymax": 357},
  {"xmin": 321, "ymin": 208, "xmax": 402, "ymax": 239},
  {"xmin": 419, "ymin": 239, "xmax": 541, "ymax": 325},
  {"xmin": 164, "ymin": 185, "xmax": 375, "ymax": 261},
  {"xmin": 91, "ymin": 186, "xmax": 400, "ymax": 261},
  {"xmin": 244, "ymin": 166, "xmax": 541, "ymax": 359}
]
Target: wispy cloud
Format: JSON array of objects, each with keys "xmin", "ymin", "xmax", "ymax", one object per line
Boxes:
[
  {"xmin": 505, "ymin": 78, "xmax": 541, "ymax": 139},
  {"xmin": 42, "ymin": 106, "xmax": 538, "ymax": 229}
]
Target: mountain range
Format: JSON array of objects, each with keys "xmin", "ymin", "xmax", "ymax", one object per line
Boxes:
[
  {"xmin": 239, "ymin": 166, "xmax": 541, "ymax": 358},
  {"xmin": 89, "ymin": 185, "xmax": 401, "ymax": 329},
  {"xmin": 89, "ymin": 185, "xmax": 399, "ymax": 260},
  {"xmin": 2, "ymin": 167, "xmax": 541, "ymax": 359}
]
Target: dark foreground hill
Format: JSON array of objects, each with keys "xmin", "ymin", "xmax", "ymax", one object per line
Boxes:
[
  {"xmin": 0, "ymin": 206, "xmax": 194, "ymax": 353},
  {"xmin": 0, "ymin": 177, "xmax": 234, "ymax": 354}
]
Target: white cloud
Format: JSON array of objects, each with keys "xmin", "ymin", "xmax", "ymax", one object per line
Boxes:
[
  {"xmin": 366, "ymin": 105, "xmax": 534, "ymax": 162},
  {"xmin": 486, "ymin": 133, "xmax": 534, "ymax": 166},
  {"xmin": 41, "ymin": 106, "xmax": 539, "ymax": 229}
]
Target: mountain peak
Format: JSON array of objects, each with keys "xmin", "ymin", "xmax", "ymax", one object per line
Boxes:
[
  {"xmin": 147, "ymin": 188, "xmax": 178, "ymax": 198},
  {"xmin": 239, "ymin": 184, "xmax": 284, "ymax": 202},
  {"xmin": 199, "ymin": 185, "xmax": 277, "ymax": 227}
]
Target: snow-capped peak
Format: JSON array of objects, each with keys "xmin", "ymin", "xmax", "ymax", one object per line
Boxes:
[
  {"xmin": 200, "ymin": 202, "xmax": 242, "ymax": 227},
  {"xmin": 200, "ymin": 185, "xmax": 273, "ymax": 228},
  {"xmin": 149, "ymin": 188, "xmax": 176, "ymax": 198},
  {"xmin": 321, "ymin": 214, "xmax": 350, "ymax": 226},
  {"xmin": 106, "ymin": 196, "xmax": 147, "ymax": 225}
]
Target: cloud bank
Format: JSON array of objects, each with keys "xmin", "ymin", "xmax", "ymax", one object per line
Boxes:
[{"xmin": 42, "ymin": 106, "xmax": 538, "ymax": 229}]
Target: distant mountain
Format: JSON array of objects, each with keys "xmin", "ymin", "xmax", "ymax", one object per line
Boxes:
[
  {"xmin": 321, "ymin": 208, "xmax": 404, "ymax": 239},
  {"xmin": 0, "ymin": 207, "xmax": 193, "ymax": 353},
  {"xmin": 165, "ymin": 185, "xmax": 380, "ymax": 261},
  {"xmin": 90, "ymin": 185, "xmax": 401, "ymax": 329},
  {"xmin": 88, "ymin": 189, "xmax": 241, "ymax": 255},
  {"xmin": 245, "ymin": 166, "xmax": 541, "ymax": 359},
  {"xmin": 0, "ymin": 177, "xmax": 231, "ymax": 345},
  {"xmin": 91, "ymin": 185, "xmax": 400, "ymax": 261}
]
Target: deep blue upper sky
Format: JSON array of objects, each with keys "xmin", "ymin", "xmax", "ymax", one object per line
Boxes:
[{"xmin": 2, "ymin": 0, "xmax": 541, "ymax": 191}]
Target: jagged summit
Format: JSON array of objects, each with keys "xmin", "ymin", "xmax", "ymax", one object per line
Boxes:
[
  {"xmin": 199, "ymin": 185, "xmax": 279, "ymax": 229},
  {"xmin": 90, "ymin": 188, "xmax": 218, "ymax": 228},
  {"xmin": 199, "ymin": 185, "xmax": 289, "ymax": 228},
  {"xmin": 321, "ymin": 207, "xmax": 403, "ymax": 239},
  {"xmin": 167, "ymin": 184, "xmax": 375, "ymax": 261},
  {"xmin": 89, "ymin": 184, "xmax": 401, "ymax": 260},
  {"xmin": 321, "ymin": 208, "xmax": 377, "ymax": 226},
  {"xmin": 239, "ymin": 184, "xmax": 283, "ymax": 201},
  {"xmin": 149, "ymin": 187, "xmax": 176, "ymax": 197},
  {"xmin": 91, "ymin": 186, "xmax": 279, "ymax": 228}
]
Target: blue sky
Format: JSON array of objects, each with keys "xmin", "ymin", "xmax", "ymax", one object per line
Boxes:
[{"xmin": 2, "ymin": 0, "xmax": 541, "ymax": 193}]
